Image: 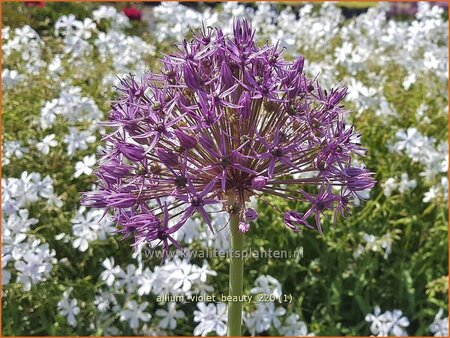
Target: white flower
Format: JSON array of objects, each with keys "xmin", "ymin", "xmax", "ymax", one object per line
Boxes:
[
  {"xmin": 100, "ymin": 257, "xmax": 120, "ymax": 286},
  {"xmin": 137, "ymin": 267, "xmax": 155, "ymax": 296},
  {"xmin": 394, "ymin": 128, "xmax": 421, "ymax": 154},
  {"xmin": 384, "ymin": 309, "xmax": 410, "ymax": 336},
  {"xmin": 250, "ymin": 274, "xmax": 282, "ymax": 298},
  {"xmin": 365, "ymin": 306, "xmax": 389, "ymax": 336},
  {"xmin": 48, "ymin": 55, "xmax": 63, "ymax": 74},
  {"xmin": 71, "ymin": 229, "xmax": 94, "ymax": 250},
  {"xmin": 33, "ymin": 174, "xmax": 56, "ymax": 199},
  {"xmin": 244, "ymin": 302, "xmax": 271, "ymax": 335},
  {"xmin": 55, "ymin": 14, "xmax": 78, "ymax": 35},
  {"xmin": 73, "ymin": 154, "xmax": 96, "ymax": 178},
  {"xmin": 71, "ymin": 207, "xmax": 114, "ymax": 251},
  {"xmin": 73, "ymin": 18, "xmax": 97, "ymax": 40},
  {"xmin": 398, "ymin": 173, "xmax": 417, "ymax": 193},
  {"xmin": 171, "ymin": 261, "xmax": 199, "ymax": 293},
  {"xmin": 3, "ymin": 140, "xmax": 28, "ymax": 162},
  {"xmin": 92, "ymin": 6, "xmax": 118, "ymax": 21},
  {"xmin": 429, "ymin": 309, "xmax": 448, "ymax": 336},
  {"xmin": 64, "ymin": 127, "xmax": 96, "ymax": 157},
  {"xmin": 2, "ymin": 68, "xmax": 24, "ymax": 89},
  {"xmin": 36, "ymin": 134, "xmax": 58, "ymax": 155},
  {"xmin": 2, "ymin": 209, "xmax": 38, "ymax": 252},
  {"xmin": 280, "ymin": 313, "xmax": 314, "ymax": 336},
  {"xmin": 94, "ymin": 290, "xmax": 117, "ymax": 313},
  {"xmin": 2, "ymin": 26, "xmax": 10, "ymax": 40},
  {"xmin": 194, "ymin": 260, "xmax": 217, "ymax": 283},
  {"xmin": 40, "ymin": 99, "xmax": 59, "ymax": 130},
  {"xmin": 2, "ymin": 268, "xmax": 11, "ymax": 285},
  {"xmin": 402, "ymin": 72, "xmax": 416, "ymax": 90},
  {"xmin": 13, "ymin": 24, "xmax": 40, "ymax": 44},
  {"xmin": 14, "ymin": 241, "xmax": 56, "ymax": 291},
  {"xmin": 423, "ymin": 187, "xmax": 438, "ymax": 203},
  {"xmin": 46, "ymin": 193, "xmax": 63, "ymax": 208},
  {"xmin": 119, "ymin": 300, "xmax": 151, "ymax": 330},
  {"xmin": 354, "ymin": 189, "xmax": 371, "ymax": 206},
  {"xmin": 383, "ymin": 177, "xmax": 398, "ymax": 197},
  {"xmin": 365, "ymin": 306, "xmax": 410, "ymax": 336},
  {"xmin": 57, "ymin": 289, "xmax": 80, "ymax": 327},
  {"xmin": 263, "ymin": 302, "xmax": 286, "ymax": 329},
  {"xmin": 2, "ymin": 254, "xmax": 12, "ymax": 285},
  {"xmin": 155, "ymin": 302, "xmax": 185, "ymax": 330},
  {"xmin": 117, "ymin": 264, "xmax": 140, "ymax": 294},
  {"xmin": 193, "ymin": 302, "xmax": 227, "ymax": 336}
]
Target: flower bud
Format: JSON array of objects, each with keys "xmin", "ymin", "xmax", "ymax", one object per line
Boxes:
[
  {"xmin": 220, "ymin": 61, "xmax": 234, "ymax": 87},
  {"xmin": 156, "ymin": 148, "xmax": 179, "ymax": 167},
  {"xmin": 284, "ymin": 211, "xmax": 314, "ymax": 232},
  {"xmin": 238, "ymin": 91, "xmax": 252, "ymax": 118},
  {"xmin": 117, "ymin": 142, "xmax": 145, "ymax": 161},
  {"xmin": 251, "ymin": 176, "xmax": 269, "ymax": 190},
  {"xmin": 106, "ymin": 193, "xmax": 136, "ymax": 208},
  {"xmin": 245, "ymin": 208, "xmax": 258, "ymax": 222},
  {"xmin": 183, "ymin": 64, "xmax": 201, "ymax": 90},
  {"xmin": 81, "ymin": 191, "xmax": 108, "ymax": 208},
  {"xmin": 283, "ymin": 211, "xmax": 302, "ymax": 232},
  {"xmin": 175, "ymin": 130, "xmax": 197, "ymax": 149},
  {"xmin": 238, "ymin": 222, "xmax": 250, "ymax": 233},
  {"xmin": 101, "ymin": 164, "xmax": 132, "ymax": 178}
]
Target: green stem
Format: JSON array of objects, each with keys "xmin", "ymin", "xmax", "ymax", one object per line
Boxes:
[{"xmin": 228, "ymin": 212, "xmax": 244, "ymax": 336}]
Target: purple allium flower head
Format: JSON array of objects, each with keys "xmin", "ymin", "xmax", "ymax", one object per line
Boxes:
[{"xmin": 81, "ymin": 19, "xmax": 375, "ymax": 256}]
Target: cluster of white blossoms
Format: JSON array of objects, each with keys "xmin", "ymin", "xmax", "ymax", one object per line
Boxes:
[
  {"xmin": 92, "ymin": 5, "xmax": 130, "ymax": 30},
  {"xmin": 365, "ymin": 306, "xmax": 411, "ymax": 336},
  {"xmin": 2, "ymin": 68, "xmax": 25, "ymax": 89},
  {"xmin": 2, "ymin": 172, "xmax": 62, "ymax": 214},
  {"xmin": 382, "ymin": 173, "xmax": 417, "ymax": 197},
  {"xmin": 191, "ymin": 275, "xmax": 313, "ymax": 337},
  {"xmin": 37, "ymin": 85, "xmax": 101, "ymax": 162},
  {"xmin": 152, "ymin": 2, "xmax": 447, "ymax": 117},
  {"xmin": 2, "ymin": 140, "xmax": 29, "ymax": 166},
  {"xmin": 40, "ymin": 86, "xmax": 102, "ymax": 130},
  {"xmin": 353, "ymin": 230, "xmax": 400, "ymax": 260},
  {"xmin": 2, "ymin": 25, "xmax": 44, "ymax": 74},
  {"xmin": 392, "ymin": 128, "xmax": 448, "ymax": 203},
  {"xmin": 1, "ymin": 173, "xmax": 61, "ymax": 290},
  {"xmin": 2, "ymin": 210, "xmax": 54, "ymax": 290},
  {"xmin": 2, "ymin": 2, "xmax": 448, "ymax": 336},
  {"xmin": 91, "ymin": 257, "xmax": 216, "ymax": 334},
  {"xmin": 244, "ymin": 275, "xmax": 313, "ymax": 336},
  {"xmin": 366, "ymin": 306, "xmax": 448, "ymax": 337},
  {"xmin": 66, "ymin": 207, "xmax": 115, "ymax": 252}
]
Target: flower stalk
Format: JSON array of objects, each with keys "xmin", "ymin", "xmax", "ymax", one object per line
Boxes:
[{"xmin": 228, "ymin": 210, "xmax": 244, "ymax": 336}]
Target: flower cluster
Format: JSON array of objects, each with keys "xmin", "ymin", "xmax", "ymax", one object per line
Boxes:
[
  {"xmin": 2, "ymin": 25, "xmax": 44, "ymax": 73},
  {"xmin": 365, "ymin": 306, "xmax": 410, "ymax": 336},
  {"xmin": 82, "ymin": 19, "xmax": 375, "ymax": 256},
  {"xmin": 391, "ymin": 127, "xmax": 448, "ymax": 203},
  {"xmin": 2, "ymin": 209, "xmax": 56, "ymax": 290},
  {"xmin": 91, "ymin": 257, "xmax": 216, "ymax": 334}
]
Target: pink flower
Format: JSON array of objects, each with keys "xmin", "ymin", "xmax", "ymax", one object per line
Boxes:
[
  {"xmin": 24, "ymin": 2, "xmax": 45, "ymax": 7},
  {"xmin": 122, "ymin": 7, "xmax": 142, "ymax": 21}
]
